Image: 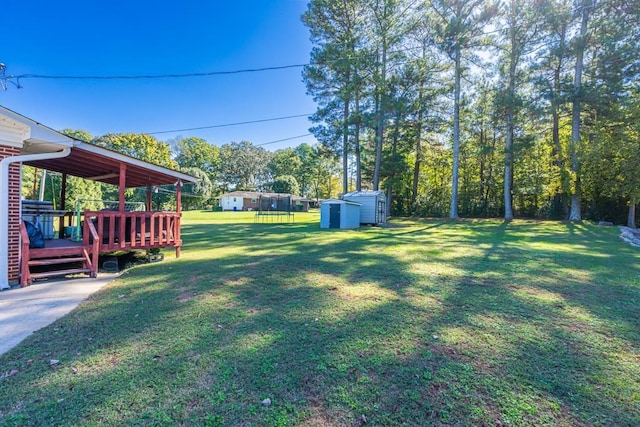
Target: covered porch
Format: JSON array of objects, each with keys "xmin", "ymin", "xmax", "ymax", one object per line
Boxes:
[{"xmin": 18, "ymin": 140, "xmax": 197, "ymax": 286}]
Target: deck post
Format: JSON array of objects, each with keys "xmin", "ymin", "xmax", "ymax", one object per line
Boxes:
[
  {"xmin": 118, "ymin": 163, "xmax": 126, "ymax": 213},
  {"xmin": 146, "ymin": 183, "xmax": 152, "ymax": 211},
  {"xmin": 176, "ymin": 180, "xmax": 182, "ymax": 214},
  {"xmin": 59, "ymin": 173, "xmax": 67, "ymax": 238},
  {"xmin": 19, "ymin": 223, "xmax": 31, "ymax": 287},
  {"xmin": 175, "ymin": 180, "xmax": 182, "ymax": 258},
  {"xmin": 119, "ymin": 163, "xmax": 126, "ymax": 247}
]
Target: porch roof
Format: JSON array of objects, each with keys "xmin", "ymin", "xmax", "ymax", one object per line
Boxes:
[
  {"xmin": 0, "ymin": 105, "xmax": 197, "ymax": 188},
  {"xmin": 24, "ymin": 141, "xmax": 198, "ymax": 188}
]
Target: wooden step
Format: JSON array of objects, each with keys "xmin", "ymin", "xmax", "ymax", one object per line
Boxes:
[
  {"xmin": 30, "ymin": 247, "xmax": 88, "ymax": 259},
  {"xmin": 29, "ymin": 257, "xmax": 86, "ymax": 266},
  {"xmin": 30, "ymin": 268, "xmax": 92, "ymax": 280}
]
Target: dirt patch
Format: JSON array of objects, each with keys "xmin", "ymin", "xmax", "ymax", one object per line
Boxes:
[
  {"xmin": 378, "ymin": 222, "xmax": 409, "ymax": 228},
  {"xmin": 176, "ymin": 291, "xmax": 198, "ymax": 303}
]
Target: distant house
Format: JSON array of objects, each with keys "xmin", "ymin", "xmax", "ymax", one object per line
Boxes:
[{"xmin": 218, "ymin": 191, "xmax": 310, "ymax": 212}]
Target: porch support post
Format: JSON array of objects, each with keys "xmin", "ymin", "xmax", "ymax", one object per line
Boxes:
[
  {"xmin": 176, "ymin": 180, "xmax": 182, "ymax": 214},
  {"xmin": 119, "ymin": 162, "xmax": 126, "ymax": 248},
  {"xmin": 119, "ymin": 163, "xmax": 126, "ymax": 213},
  {"xmin": 59, "ymin": 173, "xmax": 67, "ymax": 238},
  {"xmin": 146, "ymin": 183, "xmax": 152, "ymax": 211},
  {"xmin": 175, "ymin": 180, "xmax": 182, "ymax": 258}
]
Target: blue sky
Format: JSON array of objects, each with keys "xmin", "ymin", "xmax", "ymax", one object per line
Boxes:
[{"xmin": 1, "ymin": 0, "xmax": 317, "ymax": 150}]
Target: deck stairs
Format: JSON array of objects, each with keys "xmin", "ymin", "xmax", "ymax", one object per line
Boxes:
[
  {"xmin": 19, "ymin": 222, "xmax": 99, "ymax": 287},
  {"xmin": 27, "ymin": 245, "xmax": 94, "ymax": 282}
]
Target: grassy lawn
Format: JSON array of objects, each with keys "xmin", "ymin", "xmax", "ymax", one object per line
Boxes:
[{"xmin": 1, "ymin": 211, "xmax": 639, "ymax": 426}]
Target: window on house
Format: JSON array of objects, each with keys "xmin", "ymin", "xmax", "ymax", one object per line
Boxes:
[{"xmin": 233, "ymin": 198, "xmax": 236, "ymax": 202}]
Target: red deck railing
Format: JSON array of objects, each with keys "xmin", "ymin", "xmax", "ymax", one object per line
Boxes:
[
  {"xmin": 19, "ymin": 222, "xmax": 31, "ymax": 285},
  {"xmin": 83, "ymin": 210, "xmax": 182, "ymax": 255}
]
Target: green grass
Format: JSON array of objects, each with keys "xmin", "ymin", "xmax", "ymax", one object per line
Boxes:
[{"xmin": 1, "ymin": 211, "xmax": 639, "ymax": 426}]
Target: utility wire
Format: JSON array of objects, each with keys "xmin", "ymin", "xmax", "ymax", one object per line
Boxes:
[
  {"xmin": 3, "ymin": 47, "xmax": 421, "ymax": 85},
  {"xmin": 256, "ymin": 133, "xmax": 312, "ymax": 146},
  {"xmin": 147, "ymin": 113, "xmax": 313, "ymax": 135},
  {"xmin": 2, "ymin": 3, "xmax": 604, "ymax": 88},
  {"xmin": 0, "ymin": 45, "xmax": 472, "ymax": 88},
  {"xmin": 13, "ymin": 64, "xmax": 308, "ymax": 81}
]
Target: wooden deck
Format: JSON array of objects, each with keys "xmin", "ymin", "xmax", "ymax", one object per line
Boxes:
[{"xmin": 19, "ymin": 210, "xmax": 182, "ymax": 286}]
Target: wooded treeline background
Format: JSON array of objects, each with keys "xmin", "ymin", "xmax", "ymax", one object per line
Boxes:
[
  {"xmin": 303, "ymin": 0, "xmax": 640, "ymax": 226},
  {"xmin": 23, "ymin": 132, "xmax": 344, "ymax": 213},
  {"xmin": 22, "ymin": 0, "xmax": 640, "ymax": 226}
]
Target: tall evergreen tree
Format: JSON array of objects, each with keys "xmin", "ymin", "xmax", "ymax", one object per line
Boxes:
[
  {"xmin": 495, "ymin": 0, "xmax": 544, "ymax": 219},
  {"xmin": 568, "ymin": 0, "xmax": 596, "ymax": 221},
  {"xmin": 303, "ymin": 0, "xmax": 365, "ymax": 194},
  {"xmin": 534, "ymin": 0, "xmax": 574, "ymax": 218},
  {"xmin": 427, "ymin": 0, "xmax": 497, "ymax": 218}
]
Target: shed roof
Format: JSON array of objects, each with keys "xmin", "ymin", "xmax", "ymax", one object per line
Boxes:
[
  {"xmin": 342, "ymin": 190, "xmax": 385, "ymax": 198},
  {"xmin": 321, "ymin": 198, "xmax": 361, "ymax": 206}
]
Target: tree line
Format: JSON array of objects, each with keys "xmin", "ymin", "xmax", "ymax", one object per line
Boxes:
[
  {"xmin": 22, "ymin": 130, "xmax": 344, "ymax": 212},
  {"xmin": 302, "ymin": 0, "xmax": 640, "ymax": 226},
  {"xmin": 20, "ymin": 0, "xmax": 640, "ymax": 225}
]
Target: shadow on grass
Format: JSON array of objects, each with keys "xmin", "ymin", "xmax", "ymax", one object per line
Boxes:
[{"xmin": 0, "ymin": 219, "xmax": 638, "ymax": 425}]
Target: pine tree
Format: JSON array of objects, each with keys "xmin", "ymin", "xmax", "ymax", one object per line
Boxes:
[{"xmin": 427, "ymin": 0, "xmax": 497, "ymax": 218}]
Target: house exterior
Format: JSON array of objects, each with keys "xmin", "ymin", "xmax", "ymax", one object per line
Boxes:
[
  {"xmin": 0, "ymin": 105, "xmax": 198, "ymax": 289},
  {"xmin": 218, "ymin": 191, "xmax": 310, "ymax": 212},
  {"xmin": 219, "ymin": 191, "xmax": 255, "ymax": 211}
]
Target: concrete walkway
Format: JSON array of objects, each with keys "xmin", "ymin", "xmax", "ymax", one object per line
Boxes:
[{"xmin": 0, "ymin": 274, "xmax": 118, "ymax": 356}]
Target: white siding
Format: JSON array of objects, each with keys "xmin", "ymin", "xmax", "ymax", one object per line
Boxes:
[
  {"xmin": 342, "ymin": 203, "xmax": 361, "ymax": 229},
  {"xmin": 320, "ymin": 202, "xmax": 331, "ymax": 228},
  {"xmin": 320, "ymin": 199, "xmax": 360, "ymax": 229},
  {"xmin": 220, "ymin": 195, "xmax": 244, "ymax": 211},
  {"xmin": 358, "ymin": 197, "xmax": 377, "ymax": 224},
  {"xmin": 342, "ymin": 191, "xmax": 386, "ymax": 224}
]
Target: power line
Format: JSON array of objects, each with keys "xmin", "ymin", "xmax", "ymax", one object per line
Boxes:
[
  {"xmin": 1, "ymin": 2, "xmax": 606, "ymax": 89},
  {"xmin": 2, "ymin": 48, "xmax": 410, "ymax": 87},
  {"xmin": 256, "ymin": 133, "xmax": 312, "ymax": 146},
  {"xmin": 0, "ymin": 45, "xmax": 453, "ymax": 89},
  {"xmin": 12, "ymin": 63, "xmax": 308, "ymax": 82},
  {"xmin": 147, "ymin": 113, "xmax": 313, "ymax": 135}
]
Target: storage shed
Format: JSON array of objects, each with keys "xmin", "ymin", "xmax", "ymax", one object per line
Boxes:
[
  {"xmin": 342, "ymin": 191, "xmax": 387, "ymax": 225},
  {"xmin": 320, "ymin": 199, "xmax": 361, "ymax": 229}
]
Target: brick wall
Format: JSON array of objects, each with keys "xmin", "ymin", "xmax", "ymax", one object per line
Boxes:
[{"xmin": 0, "ymin": 145, "xmax": 21, "ymax": 283}]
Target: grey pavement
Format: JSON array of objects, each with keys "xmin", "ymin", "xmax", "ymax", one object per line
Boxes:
[{"xmin": 0, "ymin": 273, "xmax": 118, "ymax": 356}]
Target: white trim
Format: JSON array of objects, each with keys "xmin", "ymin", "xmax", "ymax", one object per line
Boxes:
[
  {"xmin": 0, "ymin": 114, "xmax": 30, "ymax": 149},
  {"xmin": 0, "ymin": 106, "xmax": 74, "ymax": 149}
]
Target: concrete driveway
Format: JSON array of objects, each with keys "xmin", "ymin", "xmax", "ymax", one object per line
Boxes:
[{"xmin": 0, "ymin": 274, "xmax": 118, "ymax": 356}]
